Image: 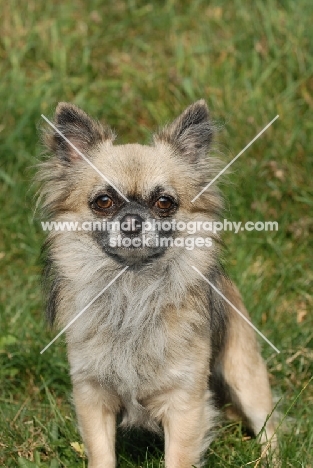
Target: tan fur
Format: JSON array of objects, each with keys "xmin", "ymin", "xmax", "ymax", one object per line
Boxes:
[
  {"xmin": 220, "ymin": 279, "xmax": 278, "ymax": 452},
  {"xmin": 38, "ymin": 101, "xmax": 278, "ymax": 467}
]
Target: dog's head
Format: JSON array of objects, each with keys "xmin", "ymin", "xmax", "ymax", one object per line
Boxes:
[{"xmin": 39, "ymin": 101, "xmax": 222, "ymax": 267}]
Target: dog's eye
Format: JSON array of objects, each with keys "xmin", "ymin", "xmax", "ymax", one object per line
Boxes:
[
  {"xmin": 155, "ymin": 196, "xmax": 173, "ymax": 210},
  {"xmin": 94, "ymin": 195, "xmax": 113, "ymax": 210}
]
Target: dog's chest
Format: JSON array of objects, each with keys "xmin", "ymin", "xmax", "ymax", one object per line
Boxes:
[
  {"xmin": 68, "ymin": 306, "xmax": 207, "ymax": 430},
  {"xmin": 70, "ymin": 320, "xmax": 170, "ymax": 398},
  {"xmin": 105, "ymin": 328, "xmax": 166, "ymax": 391}
]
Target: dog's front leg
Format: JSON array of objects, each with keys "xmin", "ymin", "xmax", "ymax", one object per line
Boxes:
[
  {"xmin": 163, "ymin": 388, "xmax": 213, "ymax": 468},
  {"xmin": 72, "ymin": 382, "xmax": 117, "ymax": 468}
]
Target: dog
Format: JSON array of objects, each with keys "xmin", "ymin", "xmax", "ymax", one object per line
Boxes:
[{"xmin": 38, "ymin": 100, "xmax": 277, "ymax": 467}]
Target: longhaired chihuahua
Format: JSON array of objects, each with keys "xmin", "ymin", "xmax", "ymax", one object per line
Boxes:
[{"xmin": 38, "ymin": 101, "xmax": 277, "ymax": 467}]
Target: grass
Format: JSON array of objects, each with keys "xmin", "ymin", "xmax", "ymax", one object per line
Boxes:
[{"xmin": 0, "ymin": 0, "xmax": 312, "ymax": 466}]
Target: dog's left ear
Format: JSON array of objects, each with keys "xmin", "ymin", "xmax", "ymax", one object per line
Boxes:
[
  {"xmin": 154, "ymin": 100, "xmax": 213, "ymax": 161},
  {"xmin": 44, "ymin": 102, "xmax": 115, "ymax": 163}
]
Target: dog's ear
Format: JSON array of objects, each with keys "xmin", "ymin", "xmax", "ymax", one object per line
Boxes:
[
  {"xmin": 44, "ymin": 102, "xmax": 115, "ymax": 162},
  {"xmin": 154, "ymin": 100, "xmax": 213, "ymax": 161}
]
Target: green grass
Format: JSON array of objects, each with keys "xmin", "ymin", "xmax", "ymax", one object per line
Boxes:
[{"xmin": 0, "ymin": 0, "xmax": 312, "ymax": 466}]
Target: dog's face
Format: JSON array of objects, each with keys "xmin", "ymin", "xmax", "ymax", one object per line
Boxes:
[
  {"xmin": 39, "ymin": 101, "xmax": 222, "ymax": 267},
  {"xmin": 88, "ymin": 146, "xmax": 181, "ymax": 265}
]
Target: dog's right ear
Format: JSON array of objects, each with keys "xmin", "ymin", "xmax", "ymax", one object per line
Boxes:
[
  {"xmin": 43, "ymin": 103, "xmax": 115, "ymax": 163},
  {"xmin": 154, "ymin": 100, "xmax": 213, "ymax": 162}
]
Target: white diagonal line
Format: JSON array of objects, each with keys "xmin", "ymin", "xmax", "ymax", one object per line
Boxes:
[
  {"xmin": 40, "ymin": 266, "xmax": 129, "ymax": 354},
  {"xmin": 41, "ymin": 114, "xmax": 129, "ymax": 202},
  {"xmin": 191, "ymin": 115, "xmax": 279, "ymax": 203},
  {"xmin": 192, "ymin": 266, "xmax": 280, "ymax": 354}
]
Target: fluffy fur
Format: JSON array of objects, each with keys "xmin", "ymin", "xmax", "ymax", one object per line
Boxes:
[{"xmin": 38, "ymin": 101, "xmax": 277, "ymax": 468}]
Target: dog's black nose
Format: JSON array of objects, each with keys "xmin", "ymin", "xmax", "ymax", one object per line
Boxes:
[{"xmin": 120, "ymin": 214, "xmax": 143, "ymax": 234}]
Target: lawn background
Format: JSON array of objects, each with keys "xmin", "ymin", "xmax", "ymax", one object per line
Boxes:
[{"xmin": 0, "ymin": 0, "xmax": 312, "ymax": 467}]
